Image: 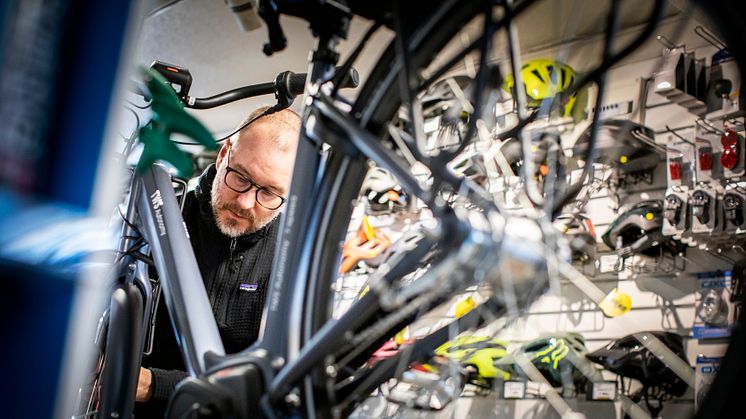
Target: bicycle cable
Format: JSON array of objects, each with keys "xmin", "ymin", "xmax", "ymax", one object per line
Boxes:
[
  {"xmin": 125, "ymin": 98, "xmax": 152, "ymax": 109},
  {"xmin": 169, "ymin": 104, "xmax": 276, "ymax": 145}
]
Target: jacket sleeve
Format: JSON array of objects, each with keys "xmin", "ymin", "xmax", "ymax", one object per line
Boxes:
[{"xmin": 149, "ymin": 368, "xmax": 190, "ymax": 401}]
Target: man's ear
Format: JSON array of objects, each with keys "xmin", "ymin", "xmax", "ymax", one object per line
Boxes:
[{"xmin": 215, "ymin": 139, "xmax": 231, "ymax": 167}]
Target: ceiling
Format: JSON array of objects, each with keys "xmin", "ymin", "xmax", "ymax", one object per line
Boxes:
[
  {"xmin": 130, "ymin": 0, "xmax": 716, "ymax": 136},
  {"xmin": 133, "ymin": 0, "xmax": 392, "ymax": 135}
]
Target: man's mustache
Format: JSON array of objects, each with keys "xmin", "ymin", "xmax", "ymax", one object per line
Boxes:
[{"xmin": 222, "ymin": 203, "xmax": 255, "ymax": 221}]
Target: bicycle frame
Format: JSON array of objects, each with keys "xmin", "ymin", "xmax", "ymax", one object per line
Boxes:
[
  {"xmin": 102, "ymin": 48, "xmax": 457, "ymax": 419},
  {"xmin": 135, "ymin": 165, "xmax": 226, "ymax": 373}
]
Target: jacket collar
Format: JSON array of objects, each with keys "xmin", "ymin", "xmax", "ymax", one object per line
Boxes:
[{"xmin": 194, "ymin": 164, "xmax": 277, "ymax": 246}]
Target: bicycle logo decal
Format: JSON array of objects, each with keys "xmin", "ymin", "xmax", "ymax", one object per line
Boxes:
[{"xmin": 150, "ymin": 189, "xmax": 167, "ymax": 236}]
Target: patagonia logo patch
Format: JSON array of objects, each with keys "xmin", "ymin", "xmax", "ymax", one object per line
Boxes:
[{"xmin": 239, "ymin": 283, "xmax": 258, "ymax": 292}]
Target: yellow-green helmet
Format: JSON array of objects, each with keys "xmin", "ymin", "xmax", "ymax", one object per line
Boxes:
[
  {"xmin": 503, "ymin": 59, "xmax": 582, "ymax": 118},
  {"xmin": 433, "ymin": 335, "xmax": 511, "ymax": 380},
  {"xmin": 495, "ymin": 332, "xmax": 592, "ymax": 389}
]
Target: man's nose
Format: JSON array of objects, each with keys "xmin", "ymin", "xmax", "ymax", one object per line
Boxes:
[{"xmin": 236, "ymin": 188, "xmax": 257, "ymax": 209}]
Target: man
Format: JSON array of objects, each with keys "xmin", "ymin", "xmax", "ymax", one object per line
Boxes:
[{"xmin": 134, "ymin": 106, "xmax": 300, "ymax": 416}]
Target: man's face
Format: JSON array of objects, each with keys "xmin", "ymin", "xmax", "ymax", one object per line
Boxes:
[{"xmin": 211, "ymin": 123, "xmax": 295, "ymax": 237}]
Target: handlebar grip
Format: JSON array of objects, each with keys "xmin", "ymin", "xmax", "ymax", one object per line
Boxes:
[
  {"xmin": 339, "ymin": 67, "xmax": 361, "ymax": 90},
  {"xmin": 286, "ymin": 71, "xmax": 307, "ymax": 97},
  {"xmin": 285, "ymin": 67, "xmax": 360, "ymax": 97}
]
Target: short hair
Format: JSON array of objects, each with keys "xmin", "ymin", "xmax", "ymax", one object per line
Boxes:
[{"xmin": 231, "ymin": 106, "xmax": 301, "ymax": 153}]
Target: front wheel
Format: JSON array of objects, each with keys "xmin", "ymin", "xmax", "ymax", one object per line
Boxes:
[{"xmin": 73, "ymin": 283, "xmax": 144, "ymax": 419}]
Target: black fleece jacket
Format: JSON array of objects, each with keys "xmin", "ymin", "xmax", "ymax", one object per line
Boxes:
[{"xmin": 136, "ymin": 165, "xmax": 279, "ymax": 417}]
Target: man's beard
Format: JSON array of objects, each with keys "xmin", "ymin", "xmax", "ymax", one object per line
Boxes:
[{"xmin": 211, "ymin": 175, "xmax": 277, "ymax": 237}]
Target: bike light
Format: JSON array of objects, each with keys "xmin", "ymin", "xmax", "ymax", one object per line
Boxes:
[
  {"xmin": 668, "ymin": 158, "xmax": 683, "ymax": 180},
  {"xmin": 664, "ymin": 194, "xmax": 683, "ymax": 226},
  {"xmin": 724, "ymin": 193, "xmax": 744, "ymax": 226},
  {"xmin": 721, "ymin": 129, "xmax": 740, "ymax": 170},
  {"xmin": 698, "ymin": 147, "xmax": 713, "ymax": 171},
  {"xmin": 150, "ymin": 61, "xmax": 192, "ymax": 98},
  {"xmin": 668, "ymin": 159, "xmax": 683, "ymax": 180},
  {"xmin": 692, "ymin": 190, "xmax": 711, "ymax": 224}
]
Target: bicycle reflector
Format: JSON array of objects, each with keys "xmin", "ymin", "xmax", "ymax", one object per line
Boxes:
[
  {"xmin": 698, "ymin": 146, "xmax": 713, "ymax": 171},
  {"xmin": 721, "ymin": 129, "xmax": 741, "ymax": 170}
]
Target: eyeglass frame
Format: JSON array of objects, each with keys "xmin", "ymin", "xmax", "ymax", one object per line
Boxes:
[{"xmin": 223, "ymin": 148, "xmax": 286, "ymax": 210}]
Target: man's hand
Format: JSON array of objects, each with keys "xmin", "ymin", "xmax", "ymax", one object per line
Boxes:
[{"xmin": 136, "ymin": 367, "xmax": 154, "ymax": 402}]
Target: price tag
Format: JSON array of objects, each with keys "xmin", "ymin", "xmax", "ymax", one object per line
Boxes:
[
  {"xmin": 598, "ymin": 255, "xmax": 618, "ymax": 273},
  {"xmin": 590, "ymin": 381, "xmax": 617, "ymax": 401},
  {"xmin": 503, "ymin": 381, "xmax": 526, "ymax": 399}
]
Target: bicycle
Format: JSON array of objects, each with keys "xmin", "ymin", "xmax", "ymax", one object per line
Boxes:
[{"xmin": 71, "ymin": 0, "xmax": 746, "ymax": 418}]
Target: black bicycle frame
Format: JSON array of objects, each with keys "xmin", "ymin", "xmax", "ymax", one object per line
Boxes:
[
  {"xmin": 133, "ymin": 35, "xmax": 472, "ymax": 419},
  {"xmin": 136, "ymin": 164, "xmax": 226, "ymax": 374}
]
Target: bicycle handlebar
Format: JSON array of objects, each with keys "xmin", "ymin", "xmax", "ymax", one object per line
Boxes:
[
  {"xmin": 132, "ymin": 63, "xmax": 359, "ymax": 110},
  {"xmin": 184, "ymin": 82, "xmax": 276, "ymax": 109},
  {"xmin": 186, "ymin": 66, "xmax": 359, "ymax": 109}
]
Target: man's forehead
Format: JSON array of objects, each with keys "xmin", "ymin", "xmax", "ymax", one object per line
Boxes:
[
  {"xmin": 242, "ymin": 119, "xmax": 293, "ymax": 139},
  {"xmin": 237, "ymin": 121, "xmax": 271, "ymax": 142}
]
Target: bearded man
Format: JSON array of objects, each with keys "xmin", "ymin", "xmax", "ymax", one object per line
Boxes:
[{"xmin": 134, "ymin": 106, "xmax": 300, "ymax": 416}]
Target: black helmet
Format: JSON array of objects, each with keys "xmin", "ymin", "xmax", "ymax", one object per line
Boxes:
[
  {"xmin": 602, "ymin": 200, "xmax": 668, "ymax": 257},
  {"xmin": 573, "ymin": 119, "xmax": 662, "ymax": 174},
  {"xmin": 586, "ymin": 331, "xmax": 689, "ymax": 398}
]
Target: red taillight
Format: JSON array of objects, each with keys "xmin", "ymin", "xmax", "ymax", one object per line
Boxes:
[
  {"xmin": 721, "ymin": 129, "xmax": 740, "ymax": 170},
  {"xmin": 723, "ymin": 148, "xmax": 739, "ymax": 169},
  {"xmin": 669, "ymin": 160, "xmax": 682, "ymax": 180},
  {"xmin": 698, "ymin": 147, "xmax": 713, "ymax": 171},
  {"xmin": 722, "ymin": 129, "xmax": 738, "ymax": 147}
]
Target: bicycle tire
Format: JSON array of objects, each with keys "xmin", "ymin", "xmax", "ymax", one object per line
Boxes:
[
  {"xmin": 91, "ymin": 283, "xmax": 144, "ymax": 419},
  {"xmin": 292, "ymin": 0, "xmax": 746, "ymax": 417},
  {"xmin": 73, "ymin": 283, "xmax": 144, "ymax": 418}
]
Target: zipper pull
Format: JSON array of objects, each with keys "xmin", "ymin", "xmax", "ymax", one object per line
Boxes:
[
  {"xmin": 230, "ymin": 254, "xmax": 244, "ymax": 273},
  {"xmin": 228, "ymin": 238, "xmax": 242, "ymax": 272},
  {"xmin": 229, "ymin": 238, "xmax": 237, "ymax": 259}
]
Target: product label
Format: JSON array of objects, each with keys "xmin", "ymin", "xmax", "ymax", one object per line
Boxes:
[
  {"xmin": 696, "ymin": 355, "xmax": 723, "ymax": 411},
  {"xmin": 503, "ymin": 381, "xmax": 526, "ymax": 399},
  {"xmin": 590, "ymin": 381, "xmax": 617, "ymax": 401}
]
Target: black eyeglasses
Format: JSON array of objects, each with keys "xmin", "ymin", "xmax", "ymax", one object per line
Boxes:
[{"xmin": 223, "ymin": 149, "xmax": 286, "ymax": 210}]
